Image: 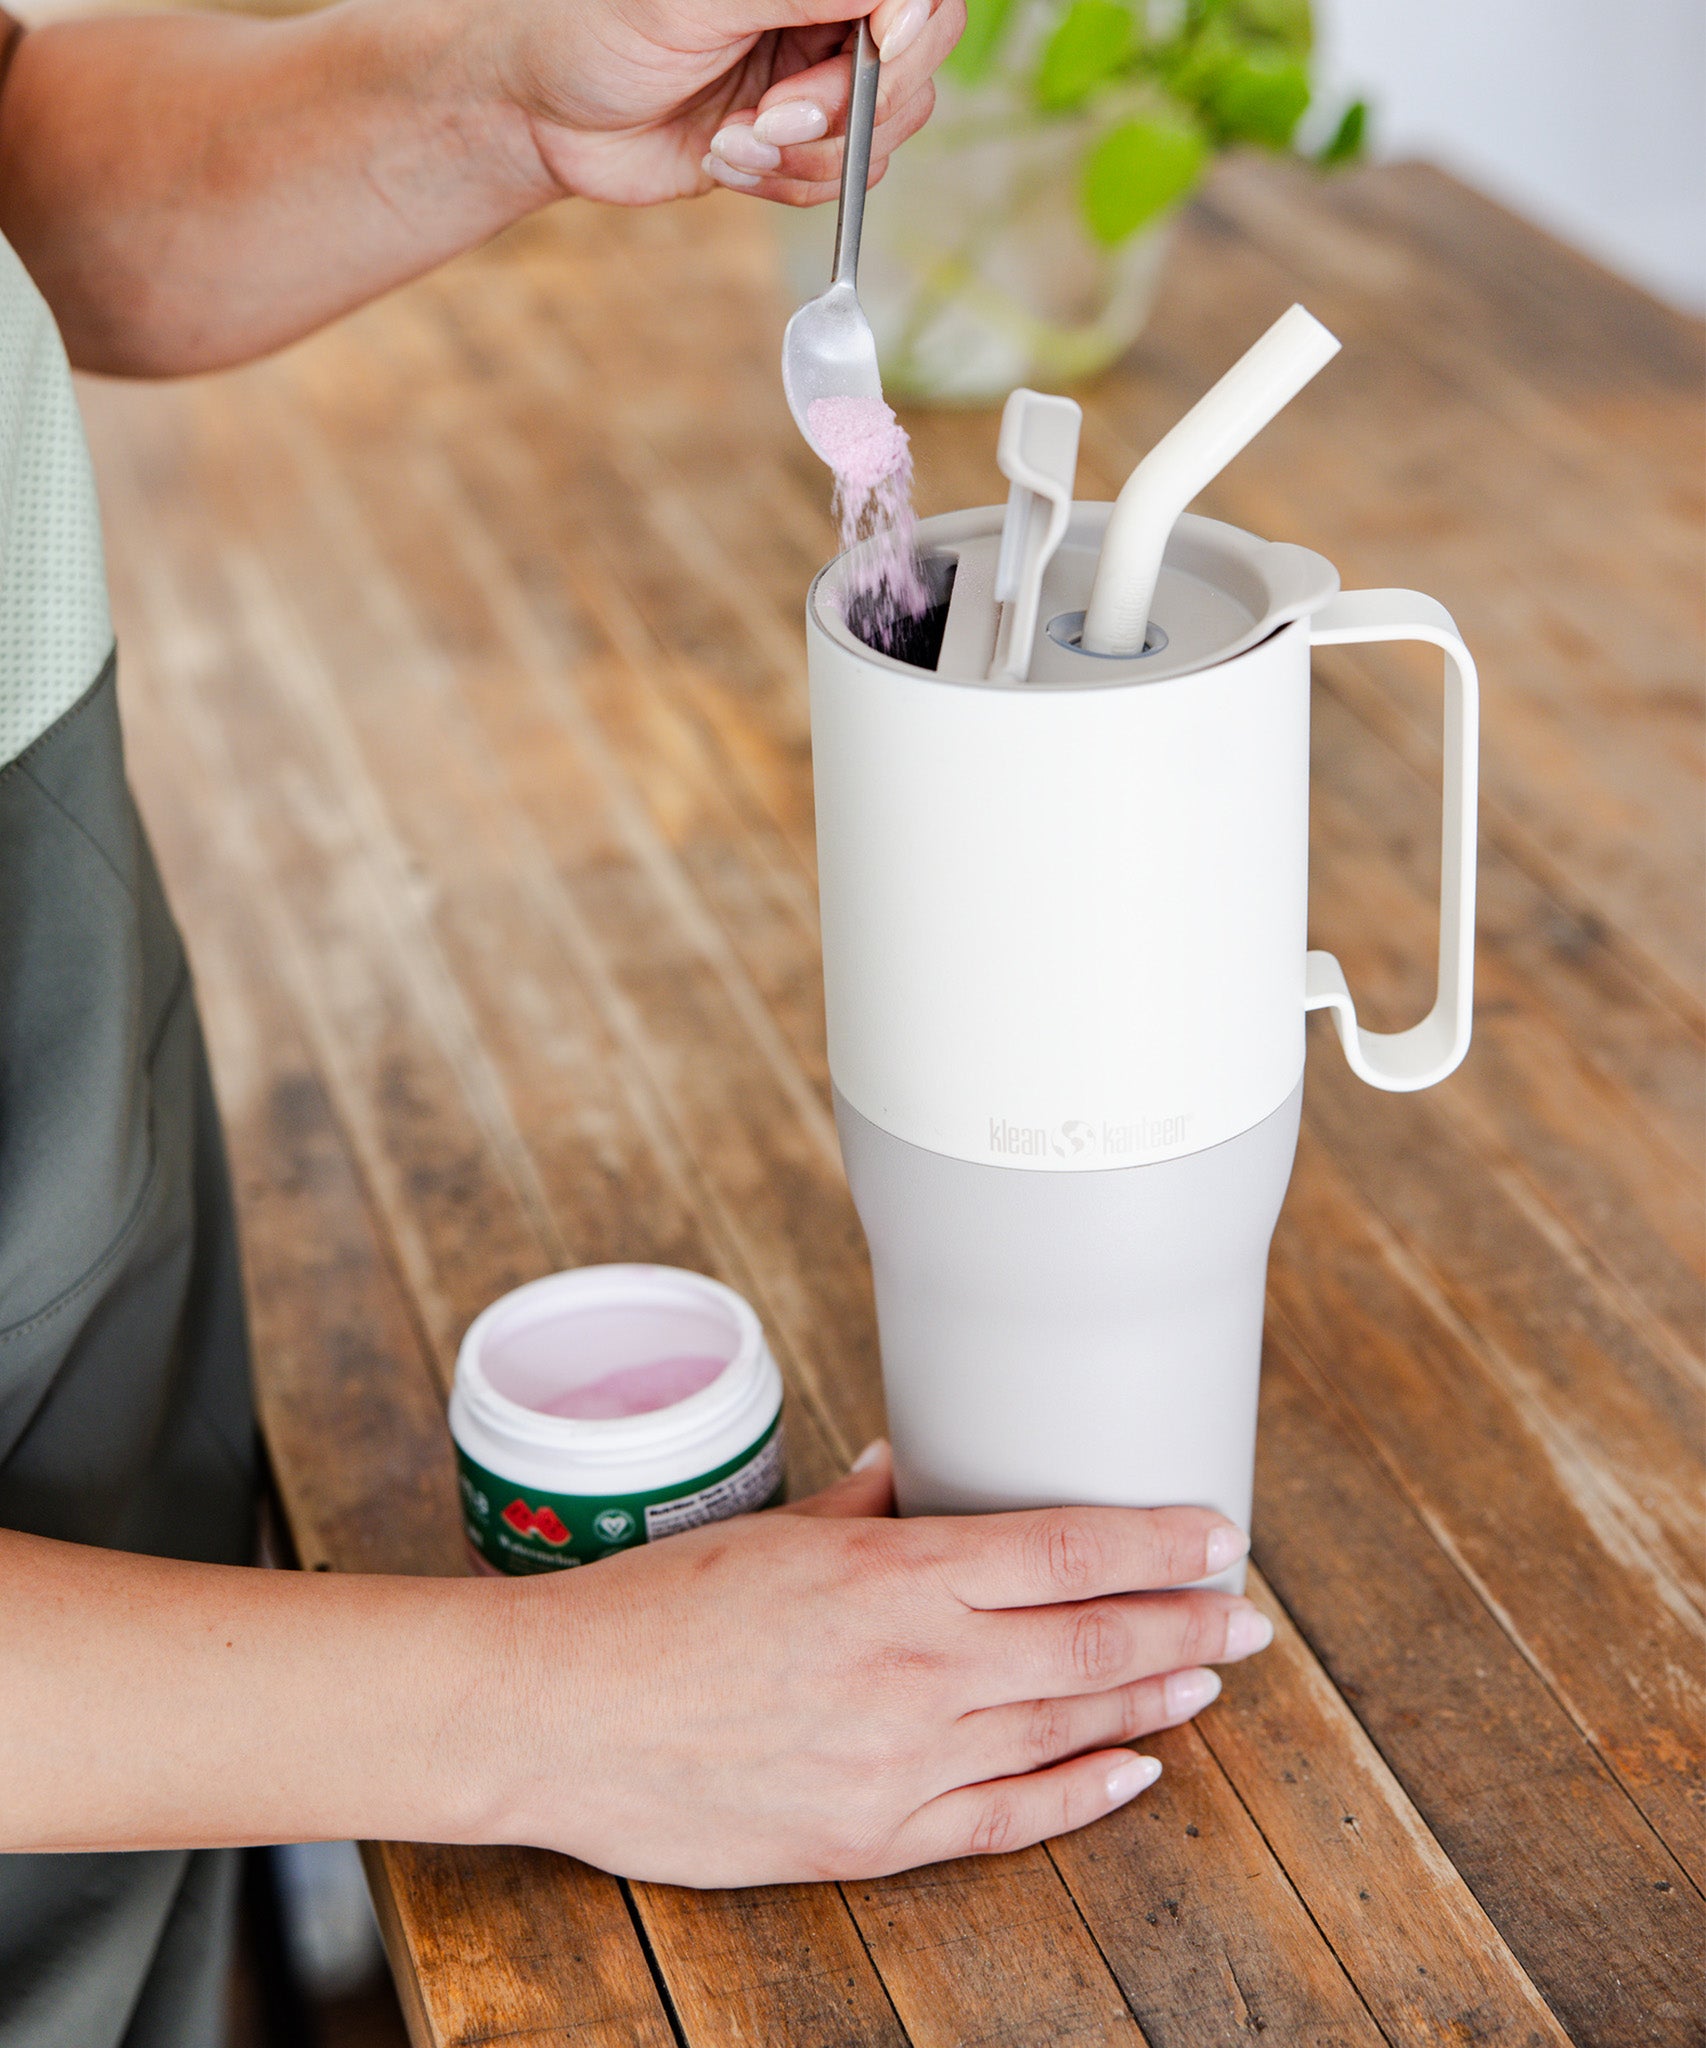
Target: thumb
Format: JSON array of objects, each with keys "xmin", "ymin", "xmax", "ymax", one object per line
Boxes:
[{"xmin": 779, "ymin": 1439, "xmax": 895, "ymax": 1520}]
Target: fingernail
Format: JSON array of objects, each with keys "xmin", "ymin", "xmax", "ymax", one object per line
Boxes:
[
  {"xmin": 710, "ymin": 126, "xmax": 782, "ymax": 174},
  {"xmin": 1164, "ymin": 1667, "xmax": 1222, "ymax": 1720},
  {"xmin": 852, "ymin": 1439, "xmax": 888, "ymax": 1471},
  {"xmin": 702, "ymin": 154, "xmax": 764, "ymax": 192},
  {"xmin": 1105, "ymin": 1754, "xmax": 1163, "ymax": 1806},
  {"xmin": 878, "ymin": 0, "xmax": 929, "ymax": 63},
  {"xmin": 1205, "ymin": 1523, "xmax": 1250, "ymax": 1574},
  {"xmin": 754, "ymin": 100, "xmax": 829, "ymax": 146},
  {"xmin": 1224, "ymin": 1605, "xmax": 1275, "ymax": 1659}
]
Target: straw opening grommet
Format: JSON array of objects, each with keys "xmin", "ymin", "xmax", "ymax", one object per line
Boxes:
[{"xmin": 1046, "ymin": 612, "xmax": 1170, "ymax": 660}]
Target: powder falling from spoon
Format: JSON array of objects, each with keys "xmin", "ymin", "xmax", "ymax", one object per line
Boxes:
[{"xmin": 809, "ymin": 394, "xmax": 929, "ymax": 649}]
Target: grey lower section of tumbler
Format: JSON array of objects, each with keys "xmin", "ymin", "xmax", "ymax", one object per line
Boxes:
[{"xmin": 835, "ymin": 1081, "xmax": 1304, "ymax": 1582}]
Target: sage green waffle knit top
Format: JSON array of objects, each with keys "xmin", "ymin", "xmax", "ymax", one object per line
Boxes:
[
  {"xmin": 0, "ymin": 231, "xmax": 113, "ymax": 766},
  {"xmin": 0, "ymin": 231, "xmax": 256, "ymax": 2048}
]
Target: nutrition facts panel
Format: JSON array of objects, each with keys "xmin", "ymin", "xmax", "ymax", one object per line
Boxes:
[{"xmin": 643, "ymin": 1429, "xmax": 785, "ymax": 1539}]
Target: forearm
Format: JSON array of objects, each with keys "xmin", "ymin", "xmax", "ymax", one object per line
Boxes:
[
  {"xmin": 0, "ymin": 1471, "xmax": 1265, "ymax": 1881},
  {"xmin": 0, "ymin": 1529, "xmax": 518, "ymax": 1852},
  {"xmin": 0, "ymin": 0, "xmax": 558, "ymax": 375}
]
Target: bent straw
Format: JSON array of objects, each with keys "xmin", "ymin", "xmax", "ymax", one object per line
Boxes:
[{"xmin": 1079, "ymin": 304, "xmax": 1341, "ymax": 657}]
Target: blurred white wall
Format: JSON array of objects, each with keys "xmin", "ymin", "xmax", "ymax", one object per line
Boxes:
[{"xmin": 1318, "ymin": 0, "xmax": 1706, "ymax": 312}]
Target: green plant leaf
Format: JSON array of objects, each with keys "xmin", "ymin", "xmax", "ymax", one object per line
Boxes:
[
  {"xmin": 1080, "ymin": 115, "xmax": 1209, "ymax": 244},
  {"xmin": 1036, "ymin": 0, "xmax": 1138, "ymax": 112},
  {"xmin": 1204, "ymin": 48, "xmax": 1311, "ymax": 145},
  {"xmin": 1317, "ymin": 97, "xmax": 1368, "ymax": 166},
  {"xmin": 1221, "ymin": 0, "xmax": 1313, "ymax": 56},
  {"xmin": 945, "ymin": 0, "xmax": 1023, "ymax": 84}
]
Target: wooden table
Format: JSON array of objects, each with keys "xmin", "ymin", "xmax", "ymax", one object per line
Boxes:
[{"xmin": 80, "ymin": 158, "xmax": 1703, "ymax": 2046}]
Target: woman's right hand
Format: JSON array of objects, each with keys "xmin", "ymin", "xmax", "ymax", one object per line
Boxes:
[
  {"xmin": 482, "ymin": 1442, "xmax": 1272, "ymax": 1885},
  {"xmin": 490, "ymin": 0, "xmax": 965, "ymax": 211}
]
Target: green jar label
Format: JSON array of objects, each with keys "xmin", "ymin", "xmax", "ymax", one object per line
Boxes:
[{"xmin": 456, "ymin": 1413, "xmax": 784, "ymax": 1574}]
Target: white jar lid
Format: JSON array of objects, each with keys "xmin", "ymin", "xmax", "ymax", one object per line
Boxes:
[{"xmin": 449, "ymin": 1265, "xmax": 784, "ymax": 1497}]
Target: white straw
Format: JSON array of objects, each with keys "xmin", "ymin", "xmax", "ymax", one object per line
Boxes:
[{"xmin": 1080, "ymin": 305, "xmax": 1341, "ymax": 657}]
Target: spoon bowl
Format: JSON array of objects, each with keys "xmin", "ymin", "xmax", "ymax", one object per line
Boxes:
[{"xmin": 783, "ymin": 283, "xmax": 883, "ymax": 460}]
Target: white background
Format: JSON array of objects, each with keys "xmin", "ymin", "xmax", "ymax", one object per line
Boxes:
[{"xmin": 1318, "ymin": 0, "xmax": 1706, "ymax": 311}]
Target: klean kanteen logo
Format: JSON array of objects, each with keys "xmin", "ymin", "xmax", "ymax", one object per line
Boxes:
[
  {"xmin": 988, "ymin": 1114, "xmax": 1190, "ymax": 1160},
  {"xmin": 988, "ymin": 1118, "xmax": 1051, "ymax": 1158},
  {"xmin": 1100, "ymin": 1114, "xmax": 1190, "ymax": 1155}
]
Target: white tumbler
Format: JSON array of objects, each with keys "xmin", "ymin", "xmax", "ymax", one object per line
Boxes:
[{"xmin": 807, "ymin": 506, "xmax": 1479, "ymax": 1583}]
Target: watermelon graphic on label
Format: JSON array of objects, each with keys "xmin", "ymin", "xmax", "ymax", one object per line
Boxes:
[{"xmin": 500, "ymin": 1499, "xmax": 571, "ymax": 1545}]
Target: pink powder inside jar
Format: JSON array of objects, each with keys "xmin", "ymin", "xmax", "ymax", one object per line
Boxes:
[
  {"xmin": 537, "ymin": 1353, "xmax": 727, "ymax": 1421},
  {"xmin": 809, "ymin": 394, "xmax": 929, "ymax": 646}
]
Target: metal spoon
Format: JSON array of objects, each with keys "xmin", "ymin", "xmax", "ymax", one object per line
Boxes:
[{"xmin": 781, "ymin": 16, "xmax": 883, "ymax": 464}]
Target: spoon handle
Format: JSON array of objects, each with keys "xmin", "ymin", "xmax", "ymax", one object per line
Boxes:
[{"xmin": 831, "ymin": 17, "xmax": 881, "ymax": 289}]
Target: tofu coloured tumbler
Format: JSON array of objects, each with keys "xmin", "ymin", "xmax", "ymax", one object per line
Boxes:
[{"xmin": 806, "ymin": 494, "xmax": 1479, "ymax": 1590}]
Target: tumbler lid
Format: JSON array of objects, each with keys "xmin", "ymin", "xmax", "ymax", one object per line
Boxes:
[{"xmin": 812, "ymin": 507, "xmax": 1338, "ymax": 690}]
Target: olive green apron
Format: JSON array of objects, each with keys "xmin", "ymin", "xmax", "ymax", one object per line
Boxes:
[{"xmin": 1, "ymin": 242, "xmax": 257, "ymax": 2046}]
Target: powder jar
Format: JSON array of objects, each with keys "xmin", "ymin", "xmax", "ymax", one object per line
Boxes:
[{"xmin": 449, "ymin": 1265, "xmax": 786, "ymax": 1574}]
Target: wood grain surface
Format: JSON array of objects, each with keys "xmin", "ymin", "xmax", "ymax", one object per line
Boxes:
[{"xmin": 82, "ymin": 158, "xmax": 1703, "ymax": 2046}]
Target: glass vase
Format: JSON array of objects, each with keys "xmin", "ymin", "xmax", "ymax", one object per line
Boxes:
[{"xmin": 775, "ymin": 81, "xmax": 1173, "ymax": 406}]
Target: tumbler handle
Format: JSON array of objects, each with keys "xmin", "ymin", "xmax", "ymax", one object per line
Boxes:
[{"xmin": 1305, "ymin": 590, "xmax": 1480, "ymax": 1092}]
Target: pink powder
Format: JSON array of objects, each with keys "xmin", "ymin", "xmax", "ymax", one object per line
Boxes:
[
  {"xmin": 810, "ymin": 393, "xmax": 911, "ymax": 497},
  {"xmin": 537, "ymin": 1354, "xmax": 727, "ymax": 1421},
  {"xmin": 809, "ymin": 395, "xmax": 929, "ymax": 645}
]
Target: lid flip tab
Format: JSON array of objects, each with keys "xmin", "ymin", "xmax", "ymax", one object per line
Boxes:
[{"xmin": 988, "ymin": 389, "xmax": 1082, "ymax": 683}]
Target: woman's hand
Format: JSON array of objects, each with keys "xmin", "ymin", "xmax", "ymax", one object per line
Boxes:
[
  {"xmin": 0, "ymin": 0, "xmax": 962, "ymax": 374},
  {"xmin": 0, "ymin": 1448, "xmax": 1266, "ymax": 1871},
  {"xmin": 486, "ymin": 1443, "xmax": 1270, "ymax": 1885},
  {"xmin": 493, "ymin": 0, "xmax": 965, "ymax": 210}
]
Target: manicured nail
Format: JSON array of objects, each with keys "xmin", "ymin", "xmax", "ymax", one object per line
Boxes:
[
  {"xmin": 754, "ymin": 100, "xmax": 829, "ymax": 147},
  {"xmin": 1224, "ymin": 1605, "xmax": 1275, "ymax": 1659},
  {"xmin": 852, "ymin": 1438, "xmax": 888, "ymax": 1471},
  {"xmin": 1205, "ymin": 1523, "xmax": 1250, "ymax": 1574},
  {"xmin": 1164, "ymin": 1667, "xmax": 1222, "ymax": 1720},
  {"xmin": 702, "ymin": 154, "xmax": 764, "ymax": 192},
  {"xmin": 1105, "ymin": 1754, "xmax": 1163, "ymax": 1806},
  {"xmin": 878, "ymin": 0, "xmax": 930, "ymax": 63},
  {"xmin": 710, "ymin": 125, "xmax": 782, "ymax": 174}
]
